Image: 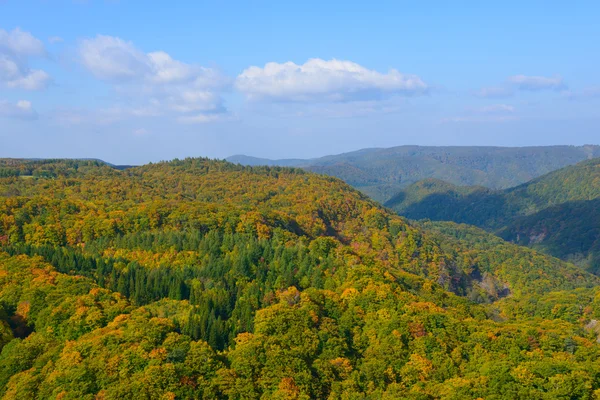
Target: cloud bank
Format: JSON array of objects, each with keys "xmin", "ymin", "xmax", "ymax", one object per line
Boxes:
[
  {"xmin": 0, "ymin": 28, "xmax": 50, "ymax": 90},
  {"xmin": 3, "ymin": 28, "xmax": 585, "ymax": 130},
  {"xmin": 236, "ymin": 58, "xmax": 428, "ymax": 102},
  {"xmin": 78, "ymin": 35, "xmax": 230, "ymax": 123}
]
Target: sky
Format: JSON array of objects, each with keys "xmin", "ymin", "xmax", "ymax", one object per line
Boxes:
[{"xmin": 0, "ymin": 0, "xmax": 599, "ymax": 165}]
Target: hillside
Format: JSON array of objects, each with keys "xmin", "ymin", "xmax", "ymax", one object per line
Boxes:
[
  {"xmin": 0, "ymin": 158, "xmax": 133, "ymax": 178},
  {"xmin": 499, "ymin": 199, "xmax": 600, "ymax": 273},
  {"xmin": 227, "ymin": 145, "xmax": 600, "ymax": 202},
  {"xmin": 1, "ymin": 158, "xmax": 600, "ymax": 398},
  {"xmin": 386, "ymin": 158, "xmax": 600, "ymax": 273}
]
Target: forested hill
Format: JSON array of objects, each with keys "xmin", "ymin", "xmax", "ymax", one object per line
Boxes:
[
  {"xmin": 386, "ymin": 157, "xmax": 600, "ymax": 273},
  {"xmin": 227, "ymin": 145, "xmax": 600, "ymax": 202},
  {"xmin": 0, "ymin": 158, "xmax": 133, "ymax": 178},
  {"xmin": 1, "ymin": 158, "xmax": 600, "ymax": 398}
]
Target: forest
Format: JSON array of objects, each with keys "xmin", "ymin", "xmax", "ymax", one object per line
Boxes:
[
  {"xmin": 228, "ymin": 145, "xmax": 600, "ymax": 202},
  {"xmin": 1, "ymin": 158, "xmax": 600, "ymax": 399},
  {"xmin": 385, "ymin": 158, "xmax": 600, "ymax": 274}
]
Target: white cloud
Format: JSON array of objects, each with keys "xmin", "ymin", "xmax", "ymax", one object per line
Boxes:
[
  {"xmin": 4, "ymin": 68, "xmax": 50, "ymax": 90},
  {"xmin": 78, "ymin": 35, "xmax": 229, "ymax": 123},
  {"xmin": 0, "ymin": 28, "xmax": 45, "ymax": 56},
  {"xmin": 236, "ymin": 58, "xmax": 428, "ymax": 102},
  {"xmin": 79, "ymin": 36, "xmax": 227, "ymax": 87},
  {"xmin": 507, "ymin": 75, "xmax": 566, "ymax": 91},
  {"xmin": 146, "ymin": 51, "xmax": 197, "ymax": 84},
  {"xmin": 0, "ymin": 99, "xmax": 37, "ymax": 120},
  {"xmin": 0, "ymin": 28, "xmax": 50, "ymax": 90},
  {"xmin": 79, "ymin": 35, "xmax": 150, "ymax": 81}
]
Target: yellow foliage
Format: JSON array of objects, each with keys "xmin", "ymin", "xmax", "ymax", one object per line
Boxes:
[
  {"xmin": 16, "ymin": 301, "xmax": 30, "ymax": 318},
  {"xmin": 341, "ymin": 287, "xmax": 359, "ymax": 300}
]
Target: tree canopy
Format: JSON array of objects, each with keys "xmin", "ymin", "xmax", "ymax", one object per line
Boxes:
[{"xmin": 0, "ymin": 158, "xmax": 599, "ymax": 399}]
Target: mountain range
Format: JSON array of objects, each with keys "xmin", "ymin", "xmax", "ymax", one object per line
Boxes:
[
  {"xmin": 386, "ymin": 157, "xmax": 600, "ymax": 273},
  {"xmin": 2, "ymin": 157, "xmax": 600, "ymax": 397},
  {"xmin": 228, "ymin": 145, "xmax": 600, "ymax": 202}
]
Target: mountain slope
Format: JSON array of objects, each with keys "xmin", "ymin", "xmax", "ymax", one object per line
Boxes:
[
  {"xmin": 416, "ymin": 220, "xmax": 599, "ymax": 301},
  {"xmin": 3, "ymin": 251, "xmax": 600, "ymax": 399},
  {"xmin": 227, "ymin": 145, "xmax": 600, "ymax": 202},
  {"xmin": 1, "ymin": 158, "xmax": 594, "ymax": 300},
  {"xmin": 386, "ymin": 157, "xmax": 600, "ymax": 272},
  {"xmin": 499, "ymin": 198, "xmax": 600, "ymax": 273},
  {"xmin": 2, "ymin": 158, "xmax": 600, "ymax": 398}
]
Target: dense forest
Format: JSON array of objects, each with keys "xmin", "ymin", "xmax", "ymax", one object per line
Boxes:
[
  {"xmin": 228, "ymin": 145, "xmax": 600, "ymax": 202},
  {"xmin": 1, "ymin": 158, "xmax": 600, "ymax": 398},
  {"xmin": 385, "ymin": 158, "xmax": 600, "ymax": 274}
]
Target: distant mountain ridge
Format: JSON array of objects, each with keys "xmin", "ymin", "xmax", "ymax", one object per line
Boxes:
[
  {"xmin": 0, "ymin": 158, "xmax": 135, "ymax": 175},
  {"xmin": 227, "ymin": 145, "xmax": 600, "ymax": 202},
  {"xmin": 226, "ymin": 155, "xmax": 309, "ymax": 167}
]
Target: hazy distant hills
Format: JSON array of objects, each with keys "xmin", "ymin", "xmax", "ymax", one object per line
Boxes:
[
  {"xmin": 226, "ymin": 155, "xmax": 308, "ymax": 167},
  {"xmin": 228, "ymin": 145, "xmax": 600, "ymax": 202},
  {"xmin": 386, "ymin": 157, "xmax": 600, "ymax": 273}
]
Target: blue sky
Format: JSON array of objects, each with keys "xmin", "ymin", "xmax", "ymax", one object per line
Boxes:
[{"xmin": 1, "ymin": 0, "xmax": 599, "ymax": 164}]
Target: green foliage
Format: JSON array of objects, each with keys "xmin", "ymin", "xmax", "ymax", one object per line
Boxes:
[
  {"xmin": 499, "ymin": 199, "xmax": 600, "ymax": 274},
  {"xmin": 387, "ymin": 158, "xmax": 600, "ymax": 273},
  {"xmin": 0, "ymin": 157, "xmax": 599, "ymax": 398},
  {"xmin": 230, "ymin": 145, "xmax": 600, "ymax": 203},
  {"xmin": 418, "ymin": 221, "xmax": 599, "ymax": 301}
]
